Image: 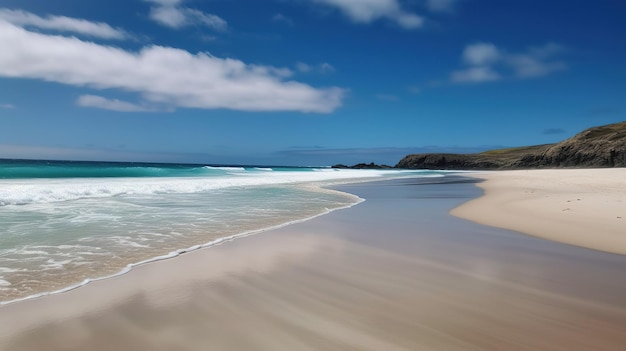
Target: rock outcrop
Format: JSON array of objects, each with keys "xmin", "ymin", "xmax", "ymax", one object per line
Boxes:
[
  {"xmin": 332, "ymin": 162, "xmax": 393, "ymax": 169},
  {"xmin": 397, "ymin": 121, "xmax": 626, "ymax": 170}
]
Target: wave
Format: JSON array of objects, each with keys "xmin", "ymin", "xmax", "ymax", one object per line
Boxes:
[
  {"xmin": 0, "ymin": 160, "xmax": 267, "ymax": 179},
  {"xmin": 202, "ymin": 166, "xmax": 246, "ymax": 172},
  {"xmin": 0, "ymin": 168, "xmax": 417, "ymax": 206},
  {"xmin": 0, "ymin": 193, "xmax": 365, "ymax": 306},
  {"xmin": 0, "ymin": 165, "xmax": 208, "ymax": 179}
]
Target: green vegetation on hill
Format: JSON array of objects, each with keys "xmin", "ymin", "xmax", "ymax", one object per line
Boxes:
[{"xmin": 397, "ymin": 121, "xmax": 626, "ymax": 170}]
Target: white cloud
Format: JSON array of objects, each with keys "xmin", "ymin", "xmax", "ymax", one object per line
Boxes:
[
  {"xmin": 462, "ymin": 43, "xmax": 500, "ymax": 66},
  {"xmin": 1, "ymin": 103, "xmax": 15, "ymax": 109},
  {"xmin": 313, "ymin": 0, "xmax": 424, "ymax": 29},
  {"xmin": 0, "ymin": 8, "xmax": 128, "ymax": 40},
  {"xmin": 394, "ymin": 12, "xmax": 423, "ymax": 29},
  {"xmin": 426, "ymin": 0, "xmax": 460, "ymax": 13},
  {"xmin": 451, "ymin": 66, "xmax": 500, "ymax": 83},
  {"xmin": 77, "ymin": 95, "xmax": 157, "ymax": 112},
  {"xmin": 451, "ymin": 42, "xmax": 566, "ymax": 83},
  {"xmin": 505, "ymin": 44, "xmax": 567, "ymax": 78},
  {"xmin": 0, "ymin": 21, "xmax": 344, "ymax": 113},
  {"xmin": 148, "ymin": 5, "xmax": 187, "ymax": 28},
  {"xmin": 143, "ymin": 0, "xmax": 227, "ymax": 30},
  {"xmin": 184, "ymin": 9, "xmax": 226, "ymax": 29},
  {"xmin": 505, "ymin": 54, "xmax": 566, "ymax": 78}
]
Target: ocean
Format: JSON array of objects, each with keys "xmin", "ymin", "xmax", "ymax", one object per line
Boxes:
[{"xmin": 0, "ymin": 159, "xmax": 447, "ymax": 304}]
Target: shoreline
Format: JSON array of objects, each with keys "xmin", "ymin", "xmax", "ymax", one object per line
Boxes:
[
  {"xmin": 0, "ymin": 172, "xmax": 447, "ymax": 305},
  {"xmin": 4, "ymin": 167, "xmax": 624, "ymax": 306},
  {"xmin": 2, "ymin": 175, "xmax": 626, "ymax": 350},
  {"xmin": 450, "ymin": 168, "xmax": 626, "ymax": 255},
  {"xmin": 0, "ymin": 184, "xmax": 365, "ymax": 306}
]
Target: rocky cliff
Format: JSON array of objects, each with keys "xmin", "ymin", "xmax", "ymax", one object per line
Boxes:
[{"xmin": 397, "ymin": 121, "xmax": 626, "ymax": 170}]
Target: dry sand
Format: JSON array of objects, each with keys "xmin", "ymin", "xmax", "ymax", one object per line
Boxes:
[
  {"xmin": 451, "ymin": 168, "xmax": 626, "ymax": 255},
  {"xmin": 1, "ymin": 177, "xmax": 625, "ymax": 350}
]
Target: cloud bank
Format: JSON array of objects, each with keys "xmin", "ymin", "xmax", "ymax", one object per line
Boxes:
[
  {"xmin": 313, "ymin": 0, "xmax": 423, "ymax": 29},
  {"xmin": 451, "ymin": 42, "xmax": 567, "ymax": 83},
  {"xmin": 0, "ymin": 8, "xmax": 128, "ymax": 40},
  {"xmin": 0, "ymin": 21, "xmax": 344, "ymax": 113}
]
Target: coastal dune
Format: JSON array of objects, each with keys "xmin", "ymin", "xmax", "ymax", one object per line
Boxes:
[
  {"xmin": 1, "ymin": 176, "xmax": 626, "ymax": 350},
  {"xmin": 452, "ymin": 169, "xmax": 626, "ymax": 255}
]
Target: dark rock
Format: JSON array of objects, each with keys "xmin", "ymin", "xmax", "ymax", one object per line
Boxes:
[
  {"xmin": 396, "ymin": 121, "xmax": 626, "ymax": 170},
  {"xmin": 332, "ymin": 162, "xmax": 393, "ymax": 169}
]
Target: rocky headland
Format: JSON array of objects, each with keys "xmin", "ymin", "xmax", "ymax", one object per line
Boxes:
[{"xmin": 336, "ymin": 121, "xmax": 626, "ymax": 170}]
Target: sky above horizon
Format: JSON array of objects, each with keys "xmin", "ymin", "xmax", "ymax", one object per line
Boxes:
[{"xmin": 0, "ymin": 0, "xmax": 624, "ymax": 166}]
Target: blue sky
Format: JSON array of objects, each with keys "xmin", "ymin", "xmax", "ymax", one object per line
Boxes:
[{"xmin": 0, "ymin": 0, "xmax": 624, "ymax": 166}]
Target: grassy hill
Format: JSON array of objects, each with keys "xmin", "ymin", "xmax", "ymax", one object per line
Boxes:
[{"xmin": 397, "ymin": 121, "xmax": 626, "ymax": 170}]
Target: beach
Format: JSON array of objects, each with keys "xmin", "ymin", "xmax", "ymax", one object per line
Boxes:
[
  {"xmin": 1, "ymin": 172, "xmax": 626, "ymax": 350},
  {"xmin": 452, "ymin": 168, "xmax": 626, "ymax": 255}
]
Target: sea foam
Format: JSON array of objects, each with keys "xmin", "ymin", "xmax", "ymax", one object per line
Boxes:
[
  {"xmin": 0, "ymin": 168, "xmax": 405, "ymax": 206},
  {"xmin": 0, "ymin": 193, "xmax": 365, "ymax": 306}
]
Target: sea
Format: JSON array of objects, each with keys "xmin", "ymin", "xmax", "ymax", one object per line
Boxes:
[{"xmin": 0, "ymin": 159, "xmax": 449, "ymax": 304}]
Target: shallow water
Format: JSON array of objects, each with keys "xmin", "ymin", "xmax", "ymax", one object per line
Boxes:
[{"xmin": 0, "ymin": 160, "xmax": 445, "ymax": 302}]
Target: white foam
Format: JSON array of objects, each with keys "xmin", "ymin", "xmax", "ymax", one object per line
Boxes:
[
  {"xmin": 203, "ymin": 166, "xmax": 246, "ymax": 171},
  {"xmin": 40, "ymin": 258, "xmax": 74, "ymax": 270},
  {"xmin": 109, "ymin": 236, "xmax": 151, "ymax": 248},
  {"xmin": 0, "ymin": 168, "xmax": 414, "ymax": 206},
  {"xmin": 3, "ymin": 249, "xmax": 49, "ymax": 256},
  {"xmin": 0, "ymin": 190, "xmax": 365, "ymax": 306}
]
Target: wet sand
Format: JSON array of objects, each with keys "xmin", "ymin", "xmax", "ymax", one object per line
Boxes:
[
  {"xmin": 451, "ymin": 169, "xmax": 626, "ymax": 255},
  {"xmin": 1, "ymin": 177, "xmax": 626, "ymax": 350}
]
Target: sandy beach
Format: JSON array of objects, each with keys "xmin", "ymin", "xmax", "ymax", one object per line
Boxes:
[
  {"xmin": 452, "ymin": 168, "xmax": 626, "ymax": 255},
  {"xmin": 1, "ymin": 174, "xmax": 626, "ymax": 350}
]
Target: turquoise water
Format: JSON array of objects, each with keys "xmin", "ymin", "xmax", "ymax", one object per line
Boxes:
[
  {"xmin": 0, "ymin": 159, "xmax": 312, "ymax": 180},
  {"xmin": 0, "ymin": 159, "xmax": 446, "ymax": 303}
]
